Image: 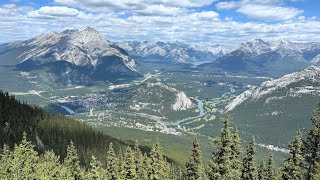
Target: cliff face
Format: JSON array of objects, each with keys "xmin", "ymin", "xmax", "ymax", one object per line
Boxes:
[{"xmin": 172, "ymin": 91, "xmax": 194, "ymax": 111}]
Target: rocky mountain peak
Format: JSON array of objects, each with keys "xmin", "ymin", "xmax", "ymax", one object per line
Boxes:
[
  {"xmin": 83, "ymin": 26, "xmax": 98, "ymax": 33},
  {"xmin": 252, "ymin": 39, "xmax": 268, "ymax": 44},
  {"xmin": 239, "ymin": 38, "xmax": 271, "ymax": 54},
  {"xmin": 2, "ymin": 27, "xmax": 138, "ymax": 76},
  {"xmin": 274, "ymin": 38, "xmax": 291, "ymax": 45}
]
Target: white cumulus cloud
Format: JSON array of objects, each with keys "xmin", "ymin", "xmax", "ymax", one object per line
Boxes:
[
  {"xmin": 216, "ymin": 0, "xmax": 304, "ymax": 21},
  {"xmin": 0, "ymin": 1, "xmax": 319, "ymax": 46},
  {"xmin": 237, "ymin": 4, "xmax": 303, "ymax": 21},
  {"xmin": 216, "ymin": 1, "xmax": 237, "ymax": 10},
  {"xmin": 135, "ymin": 5, "xmax": 185, "ymax": 16},
  {"xmin": 28, "ymin": 6, "xmax": 80, "ymax": 18},
  {"xmin": 53, "ymin": 0, "xmax": 215, "ymax": 11}
]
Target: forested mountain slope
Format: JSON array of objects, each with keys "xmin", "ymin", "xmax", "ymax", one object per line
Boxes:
[{"xmin": 0, "ymin": 91, "xmax": 127, "ymax": 165}]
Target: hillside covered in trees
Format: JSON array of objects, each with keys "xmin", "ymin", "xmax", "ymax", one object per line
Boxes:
[
  {"xmin": 0, "ymin": 91, "xmax": 319, "ymax": 179},
  {"xmin": 0, "ymin": 91, "xmax": 127, "ymax": 165}
]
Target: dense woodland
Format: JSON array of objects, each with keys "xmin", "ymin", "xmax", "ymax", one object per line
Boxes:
[
  {"xmin": 0, "ymin": 91, "xmax": 127, "ymax": 165},
  {"xmin": 0, "ymin": 91, "xmax": 319, "ymax": 179}
]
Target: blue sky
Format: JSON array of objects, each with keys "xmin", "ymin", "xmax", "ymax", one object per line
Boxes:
[{"xmin": 0, "ymin": 0, "xmax": 320, "ymax": 45}]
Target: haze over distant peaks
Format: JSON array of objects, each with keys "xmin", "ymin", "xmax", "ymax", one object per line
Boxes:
[{"xmin": 116, "ymin": 41, "xmax": 235, "ymax": 63}]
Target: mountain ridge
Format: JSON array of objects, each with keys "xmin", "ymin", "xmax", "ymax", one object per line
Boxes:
[
  {"xmin": 0, "ymin": 27, "xmax": 140, "ymax": 85},
  {"xmin": 199, "ymin": 39, "xmax": 320, "ymax": 76},
  {"xmin": 226, "ymin": 65, "xmax": 320, "ymax": 112},
  {"xmin": 116, "ymin": 41, "xmax": 234, "ymax": 63}
]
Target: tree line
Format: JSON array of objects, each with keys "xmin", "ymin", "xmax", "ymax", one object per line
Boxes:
[{"xmin": 0, "ymin": 133, "xmax": 182, "ymax": 179}]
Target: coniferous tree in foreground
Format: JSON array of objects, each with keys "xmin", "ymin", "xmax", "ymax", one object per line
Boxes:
[
  {"xmin": 304, "ymin": 105, "xmax": 320, "ymax": 180},
  {"xmin": 134, "ymin": 140, "xmax": 148, "ymax": 179},
  {"xmin": 258, "ymin": 160, "xmax": 267, "ymax": 180},
  {"xmin": 142, "ymin": 152, "xmax": 151, "ymax": 180},
  {"xmin": 11, "ymin": 132, "xmax": 39, "ymax": 179},
  {"xmin": 207, "ymin": 117, "xmax": 242, "ymax": 180},
  {"xmin": 123, "ymin": 146, "xmax": 137, "ymax": 179},
  {"xmin": 64, "ymin": 141, "xmax": 83, "ymax": 179},
  {"xmin": 87, "ymin": 155, "xmax": 106, "ymax": 179},
  {"xmin": 37, "ymin": 150, "xmax": 64, "ymax": 179},
  {"xmin": 170, "ymin": 163, "xmax": 183, "ymax": 180},
  {"xmin": 266, "ymin": 154, "xmax": 276, "ymax": 180},
  {"xmin": 0, "ymin": 144, "xmax": 12, "ymax": 178},
  {"xmin": 186, "ymin": 137, "xmax": 206, "ymax": 180},
  {"xmin": 106, "ymin": 143, "xmax": 118, "ymax": 180},
  {"xmin": 280, "ymin": 131, "xmax": 304, "ymax": 180},
  {"xmin": 241, "ymin": 137, "xmax": 258, "ymax": 180},
  {"xmin": 231, "ymin": 127, "xmax": 242, "ymax": 177},
  {"xmin": 148, "ymin": 140, "xmax": 168, "ymax": 180}
]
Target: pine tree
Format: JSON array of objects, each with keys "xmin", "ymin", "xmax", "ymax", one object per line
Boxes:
[
  {"xmin": 280, "ymin": 131, "xmax": 304, "ymax": 180},
  {"xmin": 148, "ymin": 140, "xmax": 168, "ymax": 180},
  {"xmin": 0, "ymin": 144, "xmax": 13, "ymax": 179},
  {"xmin": 141, "ymin": 152, "xmax": 150, "ymax": 180},
  {"xmin": 87, "ymin": 155, "xmax": 106, "ymax": 179},
  {"xmin": 169, "ymin": 163, "xmax": 183, "ymax": 180},
  {"xmin": 37, "ymin": 150, "xmax": 65, "ymax": 179},
  {"xmin": 133, "ymin": 140, "xmax": 148, "ymax": 179},
  {"xmin": 106, "ymin": 143, "xmax": 118, "ymax": 180},
  {"xmin": 117, "ymin": 153, "xmax": 127, "ymax": 180},
  {"xmin": 64, "ymin": 141, "xmax": 83, "ymax": 179},
  {"xmin": 177, "ymin": 166, "xmax": 184, "ymax": 180},
  {"xmin": 241, "ymin": 137, "xmax": 258, "ymax": 180},
  {"xmin": 5, "ymin": 133, "xmax": 39, "ymax": 179},
  {"xmin": 186, "ymin": 137, "xmax": 206, "ymax": 180},
  {"xmin": 258, "ymin": 160, "xmax": 267, "ymax": 180},
  {"xmin": 304, "ymin": 105, "xmax": 320, "ymax": 180},
  {"xmin": 123, "ymin": 146, "xmax": 137, "ymax": 179},
  {"xmin": 231, "ymin": 127, "xmax": 242, "ymax": 178},
  {"xmin": 207, "ymin": 117, "xmax": 241, "ymax": 180},
  {"xmin": 266, "ymin": 154, "xmax": 276, "ymax": 180}
]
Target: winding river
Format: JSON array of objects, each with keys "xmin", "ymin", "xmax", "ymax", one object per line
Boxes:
[{"xmin": 167, "ymin": 99, "xmax": 207, "ymax": 126}]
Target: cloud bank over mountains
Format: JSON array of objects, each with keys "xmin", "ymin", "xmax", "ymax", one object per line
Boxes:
[{"xmin": 0, "ymin": 0, "xmax": 319, "ymax": 45}]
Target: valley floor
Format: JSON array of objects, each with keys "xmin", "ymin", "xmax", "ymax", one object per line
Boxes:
[{"xmin": 0, "ymin": 63, "xmax": 305, "ymax": 165}]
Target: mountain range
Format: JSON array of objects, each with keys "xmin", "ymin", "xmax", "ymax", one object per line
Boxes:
[
  {"xmin": 116, "ymin": 41, "xmax": 234, "ymax": 63},
  {"xmin": 0, "ymin": 27, "xmax": 139, "ymax": 85},
  {"xmin": 1, "ymin": 27, "xmax": 320, "ymax": 84},
  {"xmin": 200, "ymin": 39, "xmax": 320, "ymax": 76}
]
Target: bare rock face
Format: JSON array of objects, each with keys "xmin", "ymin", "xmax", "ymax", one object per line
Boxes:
[
  {"xmin": 225, "ymin": 65, "xmax": 320, "ymax": 112},
  {"xmin": 16, "ymin": 27, "xmax": 136, "ymax": 70},
  {"xmin": 172, "ymin": 91, "xmax": 193, "ymax": 111}
]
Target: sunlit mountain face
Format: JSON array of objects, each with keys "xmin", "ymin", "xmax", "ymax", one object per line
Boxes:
[{"xmin": 1, "ymin": 0, "xmax": 320, "ymax": 178}]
